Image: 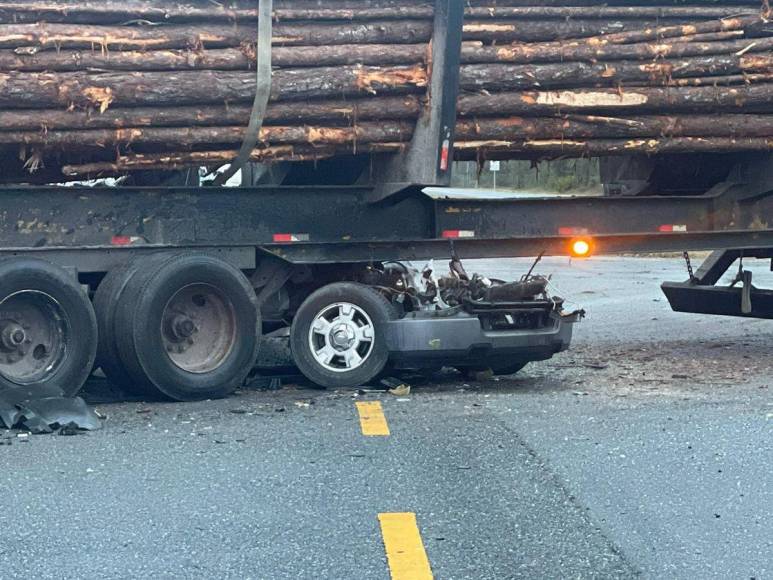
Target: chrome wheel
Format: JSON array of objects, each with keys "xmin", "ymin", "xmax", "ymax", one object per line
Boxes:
[
  {"xmin": 161, "ymin": 283, "xmax": 237, "ymax": 374},
  {"xmin": 308, "ymin": 302, "xmax": 375, "ymax": 373},
  {"xmin": 0, "ymin": 291, "xmax": 69, "ymax": 385}
]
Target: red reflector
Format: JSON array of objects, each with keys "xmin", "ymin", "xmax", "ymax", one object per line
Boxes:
[
  {"xmin": 272, "ymin": 233, "xmax": 309, "ymax": 243},
  {"xmin": 439, "ymin": 139, "xmax": 450, "ymax": 171},
  {"xmin": 558, "ymin": 227, "xmax": 590, "ymax": 236},
  {"xmin": 111, "ymin": 236, "xmax": 132, "ymax": 246},
  {"xmin": 658, "ymin": 224, "xmax": 688, "ymax": 232},
  {"xmin": 442, "ymin": 230, "xmax": 475, "ymax": 239}
]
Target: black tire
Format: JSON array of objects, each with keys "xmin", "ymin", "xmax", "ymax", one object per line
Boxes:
[
  {"xmin": 93, "ymin": 253, "xmax": 175, "ymax": 395},
  {"xmin": 291, "ymin": 283, "xmax": 397, "ymax": 389},
  {"xmin": 114, "ymin": 254, "xmax": 261, "ymax": 401},
  {"xmin": 0, "ymin": 258, "xmax": 97, "ymax": 396}
]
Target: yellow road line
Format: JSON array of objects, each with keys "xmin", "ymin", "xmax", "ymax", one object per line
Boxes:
[
  {"xmin": 356, "ymin": 401, "xmax": 390, "ymax": 436},
  {"xmin": 378, "ymin": 513, "xmax": 433, "ymax": 580}
]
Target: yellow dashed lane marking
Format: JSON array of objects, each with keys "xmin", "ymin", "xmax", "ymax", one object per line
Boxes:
[
  {"xmin": 356, "ymin": 401, "xmax": 390, "ymax": 436},
  {"xmin": 378, "ymin": 513, "xmax": 433, "ymax": 580}
]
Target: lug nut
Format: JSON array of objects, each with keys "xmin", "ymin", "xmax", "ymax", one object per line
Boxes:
[
  {"xmin": 1, "ymin": 323, "xmax": 26, "ymax": 351},
  {"xmin": 171, "ymin": 315, "xmax": 196, "ymax": 340}
]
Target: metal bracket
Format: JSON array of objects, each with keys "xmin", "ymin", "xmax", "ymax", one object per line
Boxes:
[{"xmin": 368, "ymin": 0, "xmax": 464, "ymax": 202}]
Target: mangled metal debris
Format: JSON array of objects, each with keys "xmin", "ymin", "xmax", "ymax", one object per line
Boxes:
[{"xmin": 0, "ymin": 384, "xmax": 102, "ymax": 434}]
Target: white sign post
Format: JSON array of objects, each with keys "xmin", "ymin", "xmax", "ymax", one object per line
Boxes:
[{"xmin": 489, "ymin": 160, "xmax": 500, "ymax": 190}]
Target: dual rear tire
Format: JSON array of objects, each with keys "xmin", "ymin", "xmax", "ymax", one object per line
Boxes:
[{"xmin": 95, "ymin": 253, "xmax": 261, "ymax": 401}]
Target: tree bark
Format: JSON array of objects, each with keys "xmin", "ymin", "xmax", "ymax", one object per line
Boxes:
[
  {"xmin": 0, "ymin": 96, "xmax": 422, "ymax": 132},
  {"xmin": 453, "ymin": 136, "xmax": 773, "ymax": 159},
  {"xmin": 456, "ymin": 114, "xmax": 773, "ymax": 140},
  {"xmin": 461, "ymin": 18, "xmax": 695, "ymax": 43},
  {"xmin": 0, "ymin": 66, "xmax": 428, "ymax": 110},
  {"xmin": 61, "ymin": 142, "xmax": 408, "ymax": 177},
  {"xmin": 459, "ymin": 55, "xmax": 773, "ymax": 91},
  {"xmin": 542, "ymin": 15, "xmax": 763, "ymax": 46},
  {"xmin": 0, "ymin": 44, "xmax": 429, "ymax": 72},
  {"xmin": 457, "ymin": 84, "xmax": 773, "ymax": 116},
  {"xmin": 460, "ymin": 35, "xmax": 773, "ymax": 65},
  {"xmin": 0, "ymin": 21, "xmax": 433, "ymax": 51},
  {"xmin": 0, "ymin": 2, "xmax": 754, "ymax": 24},
  {"xmin": 0, "ymin": 121, "xmax": 416, "ymax": 149},
  {"xmin": 0, "ymin": 1, "xmax": 437, "ymax": 24},
  {"xmin": 463, "ymin": 6, "xmax": 759, "ymax": 19}
]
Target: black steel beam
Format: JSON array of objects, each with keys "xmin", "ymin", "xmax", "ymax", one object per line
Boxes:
[
  {"xmin": 662, "ymin": 282, "xmax": 773, "ymax": 319},
  {"xmin": 264, "ymin": 230, "xmax": 773, "ymax": 264}
]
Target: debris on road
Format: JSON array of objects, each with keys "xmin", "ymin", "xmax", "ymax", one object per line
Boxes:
[
  {"xmin": 381, "ymin": 377, "xmax": 412, "ymax": 397},
  {"xmin": 0, "ymin": 385, "xmax": 102, "ymax": 434},
  {"xmin": 389, "ymin": 384, "xmax": 412, "ymax": 397}
]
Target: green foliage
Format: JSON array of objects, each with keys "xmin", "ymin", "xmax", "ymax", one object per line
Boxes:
[{"xmin": 451, "ymin": 158, "xmax": 602, "ymax": 194}]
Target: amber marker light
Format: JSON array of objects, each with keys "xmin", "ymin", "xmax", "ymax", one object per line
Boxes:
[{"xmin": 570, "ymin": 238, "xmax": 592, "ymax": 258}]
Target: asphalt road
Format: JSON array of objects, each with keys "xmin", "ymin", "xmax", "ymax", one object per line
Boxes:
[{"xmin": 2, "ymin": 257, "xmax": 771, "ymax": 580}]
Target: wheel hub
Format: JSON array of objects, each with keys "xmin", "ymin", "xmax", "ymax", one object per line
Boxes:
[
  {"xmin": 331, "ymin": 324, "xmax": 357, "ymax": 350},
  {"xmin": 308, "ymin": 302, "xmax": 375, "ymax": 373},
  {"xmin": 170, "ymin": 314, "xmax": 197, "ymax": 341},
  {"xmin": 0, "ymin": 291, "xmax": 68, "ymax": 384},
  {"xmin": 161, "ymin": 284, "xmax": 236, "ymax": 374}
]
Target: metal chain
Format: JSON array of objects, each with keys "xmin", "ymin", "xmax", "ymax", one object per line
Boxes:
[{"xmin": 683, "ymin": 251, "xmax": 696, "ymax": 282}]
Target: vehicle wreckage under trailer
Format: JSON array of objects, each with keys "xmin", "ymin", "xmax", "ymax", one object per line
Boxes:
[{"xmin": 0, "ymin": 0, "xmax": 768, "ymax": 402}]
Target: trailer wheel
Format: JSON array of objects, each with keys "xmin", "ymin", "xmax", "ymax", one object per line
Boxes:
[
  {"xmin": 291, "ymin": 283, "xmax": 397, "ymax": 389},
  {"xmin": 0, "ymin": 258, "xmax": 97, "ymax": 396},
  {"xmin": 94, "ymin": 254, "xmax": 175, "ymax": 395},
  {"xmin": 115, "ymin": 254, "xmax": 260, "ymax": 401}
]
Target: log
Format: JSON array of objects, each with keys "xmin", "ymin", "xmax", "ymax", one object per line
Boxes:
[
  {"xmin": 666, "ymin": 72, "xmax": 773, "ymax": 85},
  {"xmin": 0, "ymin": 19, "xmax": 725, "ymax": 53},
  {"xmin": 0, "ymin": 44, "xmax": 430, "ymax": 72},
  {"xmin": 3, "ymin": 37, "xmax": 767, "ymax": 72},
  {"xmin": 0, "ymin": 2, "xmax": 754, "ymax": 25},
  {"xmin": 0, "ymin": 1, "xmax": 437, "ymax": 24},
  {"xmin": 0, "ymin": 21, "xmax": 434, "ymax": 51},
  {"xmin": 456, "ymin": 114, "xmax": 773, "ymax": 139},
  {"xmin": 459, "ymin": 55, "xmax": 773, "ymax": 91},
  {"xmin": 0, "ymin": 122, "xmax": 416, "ymax": 149},
  {"xmin": 540, "ymin": 15, "xmax": 763, "ymax": 46},
  {"xmin": 461, "ymin": 18, "xmax": 695, "ymax": 43},
  {"xmin": 453, "ymin": 136, "xmax": 773, "ymax": 159},
  {"xmin": 61, "ymin": 143, "xmax": 408, "ymax": 177},
  {"xmin": 463, "ymin": 0, "xmax": 761, "ymax": 6},
  {"xmin": 457, "ymin": 84, "xmax": 773, "ymax": 116},
  {"xmin": 0, "ymin": 96, "xmax": 423, "ymax": 132},
  {"xmin": 0, "ymin": 66, "xmax": 428, "ymax": 110},
  {"xmin": 463, "ymin": 6, "xmax": 759, "ymax": 19},
  {"xmin": 460, "ymin": 35, "xmax": 773, "ymax": 65}
]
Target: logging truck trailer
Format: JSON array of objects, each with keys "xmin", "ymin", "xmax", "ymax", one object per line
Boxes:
[
  {"xmin": 0, "ymin": 171, "xmax": 768, "ymax": 401},
  {"xmin": 0, "ymin": 0, "xmax": 769, "ymax": 401}
]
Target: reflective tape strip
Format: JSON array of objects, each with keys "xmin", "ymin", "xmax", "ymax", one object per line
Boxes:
[
  {"xmin": 558, "ymin": 227, "xmax": 590, "ymax": 236},
  {"xmin": 441, "ymin": 230, "xmax": 475, "ymax": 239},
  {"xmin": 273, "ymin": 233, "xmax": 310, "ymax": 243},
  {"xmin": 658, "ymin": 224, "xmax": 688, "ymax": 232}
]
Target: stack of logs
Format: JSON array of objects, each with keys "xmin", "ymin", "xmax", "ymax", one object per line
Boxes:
[{"xmin": 0, "ymin": 0, "xmax": 770, "ymax": 180}]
